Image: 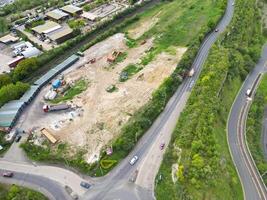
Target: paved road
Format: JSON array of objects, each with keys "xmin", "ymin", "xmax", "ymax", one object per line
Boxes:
[
  {"xmin": 262, "ymin": 107, "xmax": 267, "ymax": 160},
  {"xmin": 0, "ymin": 169, "xmax": 69, "ymax": 200},
  {"xmin": 228, "ymin": 44, "xmax": 267, "ymax": 200}
]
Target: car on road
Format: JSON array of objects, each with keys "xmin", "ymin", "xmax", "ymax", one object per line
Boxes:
[
  {"xmin": 2, "ymin": 171, "xmax": 13, "ymax": 177},
  {"xmin": 80, "ymin": 181, "xmax": 91, "ymax": 189},
  {"xmin": 129, "ymin": 155, "xmax": 139, "ymax": 165},
  {"xmin": 160, "ymin": 143, "xmax": 165, "ymax": 150},
  {"xmin": 15, "ymin": 135, "xmax": 22, "ymax": 142},
  {"xmin": 232, "ymin": 2, "xmax": 235, "ymax": 6},
  {"xmin": 215, "ymin": 28, "xmax": 219, "ymax": 32}
]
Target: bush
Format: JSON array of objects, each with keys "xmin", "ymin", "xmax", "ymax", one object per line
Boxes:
[{"xmin": 0, "ymin": 82, "xmax": 30, "ymax": 107}]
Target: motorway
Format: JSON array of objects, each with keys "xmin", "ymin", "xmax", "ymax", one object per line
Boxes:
[
  {"xmin": 0, "ymin": 0, "xmax": 236, "ymax": 199},
  {"xmin": 228, "ymin": 44, "xmax": 267, "ymax": 200}
]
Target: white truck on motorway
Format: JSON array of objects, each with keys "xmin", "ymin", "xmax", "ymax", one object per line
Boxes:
[{"xmin": 188, "ymin": 69, "xmax": 195, "ymax": 77}]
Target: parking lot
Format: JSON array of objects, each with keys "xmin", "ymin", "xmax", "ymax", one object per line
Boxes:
[{"xmin": 0, "ymin": 43, "xmax": 14, "ymax": 74}]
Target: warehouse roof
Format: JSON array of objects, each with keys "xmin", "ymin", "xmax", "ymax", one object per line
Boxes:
[
  {"xmin": 20, "ymin": 85, "xmax": 40, "ymax": 104},
  {"xmin": 32, "ymin": 21, "xmax": 61, "ymax": 34},
  {"xmin": 0, "ymin": 100, "xmax": 25, "ymax": 111},
  {"xmin": 0, "ymin": 34, "xmax": 19, "ymax": 44},
  {"xmin": 49, "ymin": 27, "xmax": 73, "ymax": 41},
  {"xmin": 81, "ymin": 12, "xmax": 98, "ymax": 21},
  {"xmin": 46, "ymin": 9, "xmax": 69, "ymax": 20},
  {"xmin": 61, "ymin": 5, "xmax": 82, "ymax": 14},
  {"xmin": 21, "ymin": 47, "xmax": 41, "ymax": 58}
]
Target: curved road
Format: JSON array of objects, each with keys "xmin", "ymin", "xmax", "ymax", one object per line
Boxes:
[
  {"xmin": 228, "ymin": 44, "xmax": 267, "ymax": 200},
  {"xmin": 0, "ymin": 0, "xmax": 235, "ymax": 199}
]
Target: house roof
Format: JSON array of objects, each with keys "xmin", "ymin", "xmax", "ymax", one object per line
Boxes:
[
  {"xmin": 32, "ymin": 21, "xmax": 61, "ymax": 34},
  {"xmin": 61, "ymin": 5, "xmax": 82, "ymax": 14},
  {"xmin": 46, "ymin": 9, "xmax": 69, "ymax": 20}
]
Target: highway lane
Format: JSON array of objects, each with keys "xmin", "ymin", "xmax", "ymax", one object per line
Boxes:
[
  {"xmin": 83, "ymin": 0, "xmax": 235, "ymax": 199},
  {"xmin": 228, "ymin": 44, "xmax": 267, "ymax": 200}
]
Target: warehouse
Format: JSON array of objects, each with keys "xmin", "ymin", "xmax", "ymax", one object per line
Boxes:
[
  {"xmin": 48, "ymin": 27, "xmax": 73, "ymax": 44},
  {"xmin": 61, "ymin": 5, "xmax": 83, "ymax": 16},
  {"xmin": 46, "ymin": 9, "xmax": 69, "ymax": 23},
  {"xmin": 0, "ymin": 34, "xmax": 19, "ymax": 44},
  {"xmin": 21, "ymin": 47, "xmax": 41, "ymax": 58},
  {"xmin": 32, "ymin": 21, "xmax": 62, "ymax": 36},
  {"xmin": 81, "ymin": 12, "xmax": 99, "ymax": 21}
]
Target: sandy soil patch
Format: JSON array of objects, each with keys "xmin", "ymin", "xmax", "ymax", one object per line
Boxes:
[
  {"xmin": 127, "ymin": 12, "xmax": 161, "ymax": 39},
  {"xmin": 22, "ymin": 33, "xmax": 187, "ymax": 163}
]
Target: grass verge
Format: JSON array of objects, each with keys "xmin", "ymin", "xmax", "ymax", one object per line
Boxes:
[{"xmin": 247, "ymin": 74, "xmax": 267, "ymax": 185}]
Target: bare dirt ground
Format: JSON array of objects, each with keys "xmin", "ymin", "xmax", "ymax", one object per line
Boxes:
[
  {"xmin": 20, "ymin": 33, "xmax": 187, "ymax": 163},
  {"xmin": 127, "ymin": 12, "xmax": 160, "ymax": 39}
]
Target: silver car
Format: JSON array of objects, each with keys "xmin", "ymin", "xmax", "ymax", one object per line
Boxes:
[{"xmin": 129, "ymin": 156, "xmax": 139, "ymax": 165}]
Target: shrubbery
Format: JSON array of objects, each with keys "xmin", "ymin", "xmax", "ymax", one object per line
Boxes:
[{"xmin": 0, "ymin": 82, "xmax": 30, "ymax": 107}]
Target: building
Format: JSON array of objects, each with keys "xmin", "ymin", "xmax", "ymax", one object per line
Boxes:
[
  {"xmin": 61, "ymin": 5, "xmax": 83, "ymax": 16},
  {"xmin": 21, "ymin": 47, "xmax": 41, "ymax": 58},
  {"xmin": 81, "ymin": 12, "xmax": 99, "ymax": 21},
  {"xmin": 48, "ymin": 27, "xmax": 73, "ymax": 44},
  {"xmin": 0, "ymin": 34, "xmax": 19, "ymax": 44},
  {"xmin": 46, "ymin": 9, "xmax": 69, "ymax": 23},
  {"xmin": 32, "ymin": 21, "xmax": 62, "ymax": 36}
]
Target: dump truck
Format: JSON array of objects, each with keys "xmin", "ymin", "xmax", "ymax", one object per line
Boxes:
[
  {"xmin": 188, "ymin": 68, "xmax": 195, "ymax": 77},
  {"xmin": 107, "ymin": 51, "xmax": 121, "ymax": 62},
  {"xmin": 43, "ymin": 104, "xmax": 70, "ymax": 112}
]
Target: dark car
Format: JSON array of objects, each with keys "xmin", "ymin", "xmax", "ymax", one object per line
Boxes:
[
  {"xmin": 3, "ymin": 172, "xmax": 13, "ymax": 177},
  {"xmin": 15, "ymin": 135, "xmax": 22, "ymax": 142},
  {"xmin": 80, "ymin": 181, "xmax": 91, "ymax": 189},
  {"xmin": 160, "ymin": 143, "xmax": 165, "ymax": 150}
]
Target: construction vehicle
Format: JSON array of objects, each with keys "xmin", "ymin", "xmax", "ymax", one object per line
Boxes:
[
  {"xmin": 43, "ymin": 104, "xmax": 70, "ymax": 112},
  {"xmin": 107, "ymin": 51, "xmax": 121, "ymax": 62},
  {"xmin": 188, "ymin": 69, "xmax": 195, "ymax": 77}
]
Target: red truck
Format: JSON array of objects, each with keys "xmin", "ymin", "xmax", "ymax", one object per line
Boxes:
[{"xmin": 43, "ymin": 104, "xmax": 70, "ymax": 112}]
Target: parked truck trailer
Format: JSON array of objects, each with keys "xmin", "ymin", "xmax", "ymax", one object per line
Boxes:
[{"xmin": 43, "ymin": 104, "xmax": 70, "ymax": 112}]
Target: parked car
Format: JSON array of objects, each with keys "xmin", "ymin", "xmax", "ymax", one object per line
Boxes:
[
  {"xmin": 3, "ymin": 172, "xmax": 13, "ymax": 177},
  {"xmin": 129, "ymin": 156, "xmax": 139, "ymax": 165},
  {"xmin": 160, "ymin": 143, "xmax": 165, "ymax": 150},
  {"xmin": 80, "ymin": 181, "xmax": 91, "ymax": 189},
  {"xmin": 15, "ymin": 135, "xmax": 22, "ymax": 143},
  {"xmin": 215, "ymin": 28, "xmax": 219, "ymax": 32}
]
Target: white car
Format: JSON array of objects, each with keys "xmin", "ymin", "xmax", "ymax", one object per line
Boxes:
[{"xmin": 129, "ymin": 156, "xmax": 139, "ymax": 165}]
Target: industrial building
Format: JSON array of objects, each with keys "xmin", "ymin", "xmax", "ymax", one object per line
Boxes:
[
  {"xmin": 0, "ymin": 34, "xmax": 19, "ymax": 44},
  {"xmin": 81, "ymin": 12, "xmax": 99, "ymax": 21},
  {"xmin": 48, "ymin": 27, "xmax": 73, "ymax": 44},
  {"xmin": 61, "ymin": 5, "xmax": 83, "ymax": 16},
  {"xmin": 0, "ymin": 54, "xmax": 80, "ymax": 131},
  {"xmin": 46, "ymin": 9, "xmax": 69, "ymax": 23},
  {"xmin": 32, "ymin": 21, "xmax": 62, "ymax": 36}
]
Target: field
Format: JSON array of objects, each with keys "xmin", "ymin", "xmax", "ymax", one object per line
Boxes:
[{"xmin": 247, "ymin": 74, "xmax": 267, "ymax": 185}]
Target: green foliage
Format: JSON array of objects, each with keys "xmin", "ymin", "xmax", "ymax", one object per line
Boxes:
[
  {"xmin": 100, "ymin": 159, "xmax": 117, "ymax": 169},
  {"xmin": 0, "ymin": 131, "xmax": 11, "ymax": 156},
  {"xmin": 12, "ymin": 58, "xmax": 39, "ymax": 81},
  {"xmin": 156, "ymin": 0, "xmax": 265, "ymax": 199},
  {"xmin": 247, "ymin": 74, "xmax": 267, "ymax": 185},
  {"xmin": 119, "ymin": 64, "xmax": 143, "ymax": 82},
  {"xmin": 0, "ymin": 74, "xmax": 12, "ymax": 89},
  {"xmin": 25, "ymin": 19, "xmax": 45, "ymax": 29},
  {"xmin": 0, "ymin": 17, "xmax": 8, "ymax": 35},
  {"xmin": 0, "ymin": 183, "xmax": 48, "ymax": 200},
  {"xmin": 0, "ymin": 82, "xmax": 30, "ymax": 107},
  {"xmin": 50, "ymin": 79, "xmax": 89, "ymax": 104},
  {"xmin": 68, "ymin": 19, "xmax": 86, "ymax": 30}
]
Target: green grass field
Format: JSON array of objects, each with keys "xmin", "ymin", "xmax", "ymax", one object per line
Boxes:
[{"xmin": 124, "ymin": 0, "xmax": 225, "ymax": 62}]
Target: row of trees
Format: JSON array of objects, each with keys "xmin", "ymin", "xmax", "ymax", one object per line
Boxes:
[{"xmin": 156, "ymin": 0, "xmax": 265, "ymax": 199}]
